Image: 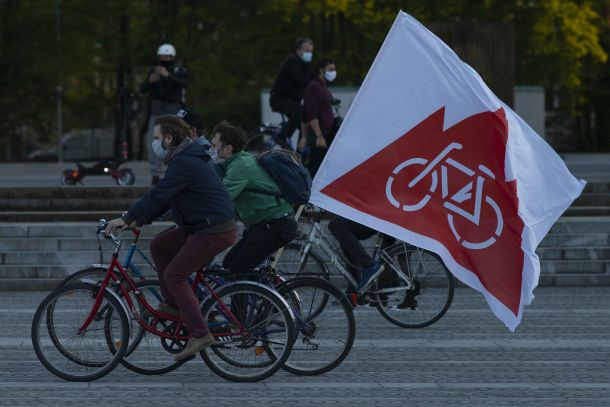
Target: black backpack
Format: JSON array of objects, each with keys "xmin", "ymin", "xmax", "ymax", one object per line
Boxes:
[{"xmin": 246, "ymin": 149, "xmax": 312, "ymax": 205}]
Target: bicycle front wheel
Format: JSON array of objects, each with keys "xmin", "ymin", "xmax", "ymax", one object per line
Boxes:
[
  {"xmin": 31, "ymin": 282, "xmax": 129, "ymax": 382},
  {"xmin": 275, "ymin": 277, "xmax": 355, "ymax": 376},
  {"xmin": 373, "ymin": 243, "xmax": 454, "ymax": 328},
  {"xmin": 199, "ymin": 282, "xmax": 295, "ymax": 382}
]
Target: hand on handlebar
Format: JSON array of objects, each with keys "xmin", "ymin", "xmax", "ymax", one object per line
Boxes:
[
  {"xmin": 104, "ymin": 217, "xmax": 138, "ymax": 237},
  {"xmin": 104, "ymin": 218, "xmax": 126, "ymax": 237}
]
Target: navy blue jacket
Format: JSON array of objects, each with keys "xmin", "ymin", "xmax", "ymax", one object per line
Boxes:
[{"xmin": 123, "ymin": 143, "xmax": 235, "ymax": 232}]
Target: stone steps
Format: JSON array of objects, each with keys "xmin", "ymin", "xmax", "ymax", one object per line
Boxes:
[
  {"xmin": 564, "ymin": 207, "xmax": 610, "ymax": 216},
  {"xmin": 0, "ymin": 217, "xmax": 608, "ymax": 290},
  {"xmin": 0, "ymin": 184, "xmax": 609, "ymax": 221}
]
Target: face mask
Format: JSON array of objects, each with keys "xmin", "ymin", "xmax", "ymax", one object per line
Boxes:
[
  {"xmin": 324, "ymin": 70, "xmax": 337, "ymax": 82},
  {"xmin": 301, "ymin": 51, "xmax": 313, "ymax": 63},
  {"xmin": 159, "ymin": 60, "xmax": 173, "ymax": 68},
  {"xmin": 207, "ymin": 144, "xmax": 218, "ymax": 161},
  {"xmin": 152, "ymin": 138, "xmax": 168, "ymax": 159}
]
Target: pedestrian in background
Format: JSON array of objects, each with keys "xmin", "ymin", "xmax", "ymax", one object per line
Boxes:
[
  {"xmin": 140, "ymin": 43, "xmax": 188, "ymax": 184},
  {"xmin": 298, "ymin": 58, "xmax": 337, "ymax": 177},
  {"xmin": 269, "ymin": 37, "xmax": 314, "ymax": 149}
]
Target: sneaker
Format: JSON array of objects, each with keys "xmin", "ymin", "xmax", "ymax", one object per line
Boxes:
[
  {"xmin": 174, "ymin": 333, "xmax": 218, "ymax": 361},
  {"xmin": 357, "ymin": 261, "xmax": 384, "ymax": 292},
  {"xmin": 143, "ymin": 303, "xmax": 180, "ymax": 319}
]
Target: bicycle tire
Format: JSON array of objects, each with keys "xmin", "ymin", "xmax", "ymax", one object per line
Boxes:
[
  {"xmin": 199, "ymin": 282, "xmax": 295, "ymax": 382},
  {"xmin": 116, "ymin": 169, "xmax": 135, "ymax": 186},
  {"xmin": 275, "ymin": 277, "xmax": 355, "ymax": 376},
  {"xmin": 32, "ymin": 282, "xmax": 129, "ymax": 382},
  {"xmin": 373, "ymin": 243, "xmax": 454, "ymax": 328}
]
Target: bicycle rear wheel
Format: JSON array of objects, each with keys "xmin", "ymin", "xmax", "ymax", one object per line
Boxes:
[
  {"xmin": 199, "ymin": 282, "xmax": 295, "ymax": 382},
  {"xmin": 372, "ymin": 243, "xmax": 454, "ymax": 328},
  {"xmin": 31, "ymin": 282, "xmax": 129, "ymax": 381},
  {"xmin": 275, "ymin": 277, "xmax": 355, "ymax": 376}
]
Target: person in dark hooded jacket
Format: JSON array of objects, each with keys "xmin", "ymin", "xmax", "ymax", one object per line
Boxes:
[{"xmin": 105, "ymin": 115, "xmax": 236, "ymax": 362}]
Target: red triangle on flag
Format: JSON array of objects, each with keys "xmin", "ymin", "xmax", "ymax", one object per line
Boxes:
[{"xmin": 321, "ymin": 107, "xmax": 525, "ymax": 315}]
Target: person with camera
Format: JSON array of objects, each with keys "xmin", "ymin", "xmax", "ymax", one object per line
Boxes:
[{"xmin": 140, "ymin": 43, "xmax": 188, "ymax": 184}]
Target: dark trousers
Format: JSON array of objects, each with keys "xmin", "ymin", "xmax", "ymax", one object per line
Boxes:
[
  {"xmin": 270, "ymin": 96, "xmax": 301, "ymax": 146},
  {"xmin": 305, "ymin": 146, "xmax": 327, "ymax": 179},
  {"xmin": 150, "ymin": 227, "xmax": 237, "ymax": 337},
  {"xmin": 329, "ymin": 216, "xmax": 396, "ymax": 284},
  {"xmin": 223, "ymin": 217, "xmax": 298, "ymax": 275},
  {"xmin": 328, "ymin": 216, "xmax": 377, "ymax": 273}
]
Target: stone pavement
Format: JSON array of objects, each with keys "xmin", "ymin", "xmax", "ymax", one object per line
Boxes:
[{"xmin": 0, "ymin": 287, "xmax": 609, "ymax": 406}]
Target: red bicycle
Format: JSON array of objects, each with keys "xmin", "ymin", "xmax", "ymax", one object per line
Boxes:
[{"xmin": 31, "ymin": 221, "xmax": 296, "ymax": 382}]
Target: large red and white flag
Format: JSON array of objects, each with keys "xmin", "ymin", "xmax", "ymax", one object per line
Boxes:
[{"xmin": 310, "ymin": 11, "xmax": 586, "ymax": 331}]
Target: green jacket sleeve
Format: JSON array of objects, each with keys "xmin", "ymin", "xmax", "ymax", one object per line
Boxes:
[{"xmin": 222, "ymin": 159, "xmax": 250, "ymax": 200}]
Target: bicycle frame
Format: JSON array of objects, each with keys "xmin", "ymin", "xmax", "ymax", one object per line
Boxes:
[
  {"xmin": 287, "ymin": 208, "xmax": 417, "ymax": 293},
  {"xmin": 77, "ymin": 244, "xmax": 246, "ymax": 343}
]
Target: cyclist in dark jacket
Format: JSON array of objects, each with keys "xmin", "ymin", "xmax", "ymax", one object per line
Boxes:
[
  {"xmin": 269, "ymin": 37, "xmax": 314, "ymax": 148},
  {"xmin": 105, "ymin": 115, "xmax": 237, "ymax": 362}
]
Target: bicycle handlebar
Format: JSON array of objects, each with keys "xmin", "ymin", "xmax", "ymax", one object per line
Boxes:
[{"xmin": 96, "ymin": 218, "xmax": 140, "ymax": 247}]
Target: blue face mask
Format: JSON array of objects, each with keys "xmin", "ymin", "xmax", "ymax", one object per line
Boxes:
[
  {"xmin": 301, "ymin": 51, "xmax": 313, "ymax": 63},
  {"xmin": 152, "ymin": 138, "xmax": 168, "ymax": 159}
]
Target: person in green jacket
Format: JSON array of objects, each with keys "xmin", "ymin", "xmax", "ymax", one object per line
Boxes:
[{"xmin": 211, "ymin": 121, "xmax": 298, "ymax": 274}]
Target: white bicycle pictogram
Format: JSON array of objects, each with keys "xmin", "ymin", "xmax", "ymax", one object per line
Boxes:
[{"xmin": 385, "ymin": 142, "xmax": 503, "ymax": 250}]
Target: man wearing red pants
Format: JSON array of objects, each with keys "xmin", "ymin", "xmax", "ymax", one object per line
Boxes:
[{"xmin": 105, "ymin": 115, "xmax": 237, "ymax": 361}]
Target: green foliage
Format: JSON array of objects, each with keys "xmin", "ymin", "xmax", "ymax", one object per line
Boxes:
[{"xmin": 0, "ymin": 0, "xmax": 608, "ymax": 158}]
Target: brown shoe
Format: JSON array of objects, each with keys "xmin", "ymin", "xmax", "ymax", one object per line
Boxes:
[
  {"xmin": 174, "ymin": 333, "xmax": 218, "ymax": 361},
  {"xmin": 143, "ymin": 303, "xmax": 180, "ymax": 319}
]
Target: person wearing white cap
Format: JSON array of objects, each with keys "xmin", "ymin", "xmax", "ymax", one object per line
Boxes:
[{"xmin": 140, "ymin": 43, "xmax": 188, "ymax": 184}]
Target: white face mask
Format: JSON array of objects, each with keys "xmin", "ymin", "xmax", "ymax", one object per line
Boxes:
[
  {"xmin": 324, "ymin": 70, "xmax": 337, "ymax": 82},
  {"xmin": 301, "ymin": 51, "xmax": 313, "ymax": 63},
  {"xmin": 152, "ymin": 138, "xmax": 168, "ymax": 159}
]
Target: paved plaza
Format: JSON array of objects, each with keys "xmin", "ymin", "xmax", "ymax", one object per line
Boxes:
[{"xmin": 0, "ymin": 286, "xmax": 608, "ymax": 406}]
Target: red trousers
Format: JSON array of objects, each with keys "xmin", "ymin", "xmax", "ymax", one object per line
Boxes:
[{"xmin": 150, "ymin": 227, "xmax": 237, "ymax": 337}]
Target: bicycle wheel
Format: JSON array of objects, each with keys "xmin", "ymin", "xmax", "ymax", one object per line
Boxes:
[
  {"xmin": 372, "ymin": 243, "xmax": 454, "ymax": 328},
  {"xmin": 117, "ymin": 280, "xmax": 187, "ymax": 375},
  {"xmin": 199, "ymin": 282, "xmax": 295, "ymax": 382},
  {"xmin": 276, "ymin": 243, "xmax": 330, "ymax": 280},
  {"xmin": 275, "ymin": 277, "xmax": 355, "ymax": 376},
  {"xmin": 116, "ymin": 169, "xmax": 135, "ymax": 186},
  {"xmin": 31, "ymin": 282, "xmax": 129, "ymax": 382}
]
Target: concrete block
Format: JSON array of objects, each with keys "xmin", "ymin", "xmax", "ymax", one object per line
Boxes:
[
  {"xmin": 539, "ymin": 234, "xmax": 609, "ymax": 247},
  {"xmin": 0, "ymin": 239, "xmax": 58, "ymax": 251},
  {"xmin": 537, "ymin": 248, "xmax": 610, "ymax": 261},
  {"xmin": 540, "ymin": 260, "xmax": 609, "ymax": 274}
]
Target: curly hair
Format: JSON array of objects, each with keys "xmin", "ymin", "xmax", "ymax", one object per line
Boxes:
[
  {"xmin": 212, "ymin": 120, "xmax": 247, "ymax": 153},
  {"xmin": 153, "ymin": 115, "xmax": 191, "ymax": 147}
]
